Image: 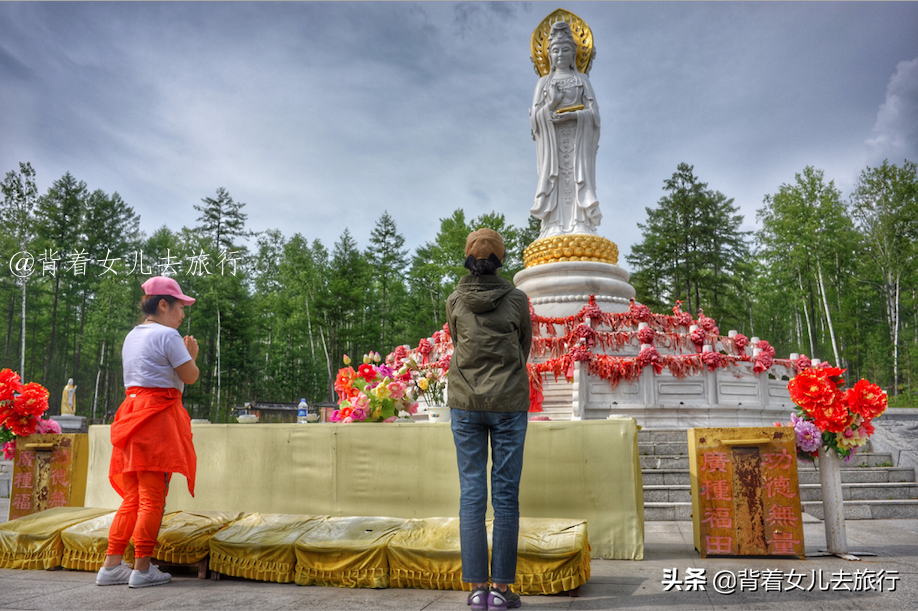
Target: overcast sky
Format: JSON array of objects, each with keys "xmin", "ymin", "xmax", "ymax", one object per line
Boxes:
[{"xmin": 2, "ymin": 2, "xmax": 917, "ymax": 265}]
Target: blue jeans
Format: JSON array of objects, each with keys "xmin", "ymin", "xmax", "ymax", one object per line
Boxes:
[{"xmin": 451, "ymin": 408, "xmax": 528, "ymax": 585}]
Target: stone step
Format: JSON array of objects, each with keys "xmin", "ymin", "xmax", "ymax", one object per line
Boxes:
[
  {"xmin": 637, "ymin": 429, "xmax": 690, "ymax": 443},
  {"xmin": 646, "ymin": 499, "xmax": 918, "ymax": 521},
  {"xmin": 644, "ymin": 502, "xmax": 693, "ymax": 521},
  {"xmin": 643, "ymin": 482, "xmax": 918, "ymax": 504},
  {"xmin": 641, "ymin": 452, "xmax": 895, "ymax": 470},
  {"xmin": 641, "ymin": 467, "xmax": 917, "ymax": 486},
  {"xmin": 803, "ymin": 499, "xmax": 918, "ymax": 520},
  {"xmin": 797, "ymin": 453, "xmax": 895, "ymax": 469},
  {"xmin": 638, "ymin": 441, "xmax": 689, "ymax": 456}
]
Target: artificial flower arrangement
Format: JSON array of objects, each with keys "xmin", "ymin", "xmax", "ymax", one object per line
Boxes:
[
  {"xmin": 781, "ymin": 364, "xmax": 887, "ymax": 461},
  {"xmin": 331, "ymin": 352, "xmax": 420, "ymax": 423},
  {"xmin": 1, "ymin": 368, "xmax": 59, "ymax": 460}
]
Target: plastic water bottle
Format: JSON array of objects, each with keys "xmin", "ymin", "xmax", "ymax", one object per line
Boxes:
[{"xmin": 297, "ymin": 398, "xmax": 309, "ymax": 424}]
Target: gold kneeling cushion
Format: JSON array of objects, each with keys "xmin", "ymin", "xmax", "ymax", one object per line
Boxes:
[
  {"xmin": 61, "ymin": 512, "xmax": 134, "ymax": 571},
  {"xmin": 209, "ymin": 513, "xmax": 323, "ymax": 583},
  {"xmin": 0, "ymin": 507, "xmax": 114, "ymax": 570},
  {"xmin": 294, "ymin": 516, "xmax": 408, "ymax": 588},
  {"xmin": 515, "ymin": 518, "xmax": 590, "ymax": 595},
  {"xmin": 387, "ymin": 517, "xmax": 471, "ymax": 591},
  {"xmin": 155, "ymin": 511, "xmax": 247, "ymax": 565}
]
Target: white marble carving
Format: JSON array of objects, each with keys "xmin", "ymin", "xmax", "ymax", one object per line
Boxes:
[{"xmin": 530, "ymin": 21, "xmax": 601, "ymax": 239}]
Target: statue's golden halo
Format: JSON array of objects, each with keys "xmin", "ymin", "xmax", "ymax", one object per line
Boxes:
[{"xmin": 530, "ymin": 8, "xmax": 595, "ymax": 77}]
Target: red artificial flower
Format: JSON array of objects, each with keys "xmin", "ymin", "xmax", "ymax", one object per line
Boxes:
[
  {"xmin": 789, "ymin": 370, "xmax": 840, "ymax": 414},
  {"xmin": 858, "ymin": 418, "xmax": 876, "ymax": 437},
  {"xmin": 357, "ymin": 364, "xmax": 376, "ymax": 382},
  {"xmin": 756, "ymin": 340, "xmax": 776, "ymax": 358},
  {"xmin": 697, "ymin": 309, "xmax": 717, "ymax": 332},
  {"xmin": 14, "ymin": 382, "xmax": 50, "ymax": 417},
  {"xmin": 637, "ymin": 326, "xmax": 655, "ymax": 345},
  {"xmin": 795, "ymin": 354, "xmax": 812, "ymax": 372},
  {"xmin": 690, "ymin": 327, "xmax": 706, "ymax": 348},
  {"xmin": 0, "ymin": 368, "xmax": 22, "ymax": 403},
  {"xmin": 734, "ymin": 334, "xmax": 749, "ymax": 350},
  {"xmin": 629, "ymin": 299, "xmax": 652, "ymax": 323},
  {"xmin": 702, "ymin": 350, "xmax": 724, "ymax": 371},
  {"xmin": 334, "ymin": 367, "xmax": 356, "ymax": 392},
  {"xmin": 7, "ymin": 412, "xmax": 38, "ymax": 437},
  {"xmin": 845, "ymin": 379, "xmax": 887, "ymax": 421},
  {"xmin": 437, "ymin": 353, "xmax": 451, "ymax": 372}
]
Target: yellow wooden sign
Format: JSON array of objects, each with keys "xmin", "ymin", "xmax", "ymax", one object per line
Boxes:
[
  {"xmin": 8, "ymin": 434, "xmax": 89, "ymax": 520},
  {"xmin": 689, "ymin": 427, "xmax": 804, "ymax": 558}
]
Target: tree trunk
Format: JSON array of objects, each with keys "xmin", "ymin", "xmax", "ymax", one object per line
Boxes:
[
  {"xmin": 20, "ymin": 278, "xmax": 26, "ymax": 376},
  {"xmin": 92, "ymin": 340, "xmax": 105, "ymax": 422},
  {"xmin": 816, "ymin": 257, "xmax": 842, "ymax": 367},
  {"xmin": 797, "ymin": 268, "xmax": 816, "ymax": 358}
]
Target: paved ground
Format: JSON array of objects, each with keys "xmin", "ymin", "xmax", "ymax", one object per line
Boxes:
[{"xmin": 1, "ymin": 493, "xmax": 916, "ymax": 611}]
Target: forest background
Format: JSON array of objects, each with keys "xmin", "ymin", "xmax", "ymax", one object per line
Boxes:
[{"xmin": 2, "ymin": 158, "xmax": 917, "ymax": 422}]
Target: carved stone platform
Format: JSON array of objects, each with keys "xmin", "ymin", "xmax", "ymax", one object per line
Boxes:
[{"xmin": 513, "ymin": 260, "xmax": 636, "ymax": 318}]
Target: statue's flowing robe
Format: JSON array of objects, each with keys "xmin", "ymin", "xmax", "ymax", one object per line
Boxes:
[{"xmin": 529, "ymin": 72, "xmax": 602, "ymax": 237}]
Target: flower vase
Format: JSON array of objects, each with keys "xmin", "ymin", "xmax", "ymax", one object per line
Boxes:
[{"xmin": 818, "ymin": 445, "xmax": 848, "ymax": 554}]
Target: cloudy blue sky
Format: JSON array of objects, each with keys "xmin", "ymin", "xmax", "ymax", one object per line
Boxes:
[{"xmin": 2, "ymin": 2, "xmax": 917, "ymax": 264}]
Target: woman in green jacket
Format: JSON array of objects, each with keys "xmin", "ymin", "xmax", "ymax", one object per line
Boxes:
[{"xmin": 447, "ymin": 228, "xmax": 532, "ymax": 611}]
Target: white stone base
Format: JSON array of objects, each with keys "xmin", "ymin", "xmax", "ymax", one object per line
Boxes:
[
  {"xmin": 569, "ymin": 361, "xmax": 795, "ymax": 429},
  {"xmin": 513, "ymin": 260, "xmax": 636, "ymax": 318}
]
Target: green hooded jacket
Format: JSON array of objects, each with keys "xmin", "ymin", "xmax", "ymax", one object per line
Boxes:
[{"xmin": 446, "ymin": 274, "xmax": 532, "ymax": 412}]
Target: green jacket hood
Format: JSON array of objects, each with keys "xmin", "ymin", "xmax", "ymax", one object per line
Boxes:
[{"xmin": 455, "ymin": 274, "xmax": 516, "ymax": 314}]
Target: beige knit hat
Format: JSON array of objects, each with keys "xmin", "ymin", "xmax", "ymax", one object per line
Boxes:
[{"xmin": 464, "ymin": 228, "xmax": 505, "ymax": 261}]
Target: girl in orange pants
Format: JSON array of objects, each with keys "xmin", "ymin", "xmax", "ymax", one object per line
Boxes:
[{"xmin": 96, "ymin": 277, "xmax": 199, "ymax": 589}]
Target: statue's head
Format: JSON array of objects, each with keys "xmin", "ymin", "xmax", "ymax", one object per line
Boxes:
[{"xmin": 548, "ymin": 21, "xmax": 578, "ymax": 72}]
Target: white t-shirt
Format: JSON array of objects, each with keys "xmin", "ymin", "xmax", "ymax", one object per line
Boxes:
[{"xmin": 122, "ymin": 323, "xmax": 192, "ymax": 392}]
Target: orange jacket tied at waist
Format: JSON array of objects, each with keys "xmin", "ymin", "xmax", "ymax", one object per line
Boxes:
[{"xmin": 110, "ymin": 387, "xmax": 196, "ymax": 498}]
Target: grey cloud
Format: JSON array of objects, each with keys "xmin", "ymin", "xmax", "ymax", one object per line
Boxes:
[{"xmin": 867, "ymin": 58, "xmax": 918, "ymax": 160}]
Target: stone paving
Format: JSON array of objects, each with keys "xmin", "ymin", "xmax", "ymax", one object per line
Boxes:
[{"xmin": 1, "ymin": 491, "xmax": 916, "ymax": 611}]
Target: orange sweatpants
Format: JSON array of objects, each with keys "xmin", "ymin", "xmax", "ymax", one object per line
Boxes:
[{"xmin": 106, "ymin": 471, "xmax": 170, "ymax": 558}]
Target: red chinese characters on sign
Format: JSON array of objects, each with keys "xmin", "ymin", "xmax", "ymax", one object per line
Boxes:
[
  {"xmin": 702, "ymin": 507, "xmax": 733, "ymax": 529},
  {"xmin": 48, "ymin": 490, "xmax": 68, "ymax": 508},
  {"xmin": 700, "ymin": 452, "xmax": 730, "ymax": 473},
  {"xmin": 767, "ymin": 505, "xmax": 800, "ymax": 528},
  {"xmin": 701, "ymin": 479, "xmax": 733, "ymax": 501},
  {"xmin": 12, "ymin": 493, "xmax": 32, "ymax": 511},
  {"xmin": 761, "ymin": 448, "xmax": 793, "ymax": 471},
  {"xmin": 50, "ymin": 467, "xmax": 69, "ymax": 487},
  {"xmin": 705, "ymin": 535, "xmax": 733, "ymax": 554},
  {"xmin": 767, "ymin": 531, "xmax": 800, "ymax": 555},
  {"xmin": 13, "ymin": 471, "xmax": 33, "ymax": 489},
  {"xmin": 17, "ymin": 450, "xmax": 35, "ymax": 468},
  {"xmin": 51, "ymin": 448, "xmax": 70, "ymax": 464},
  {"xmin": 764, "ymin": 475, "xmax": 797, "ymax": 499}
]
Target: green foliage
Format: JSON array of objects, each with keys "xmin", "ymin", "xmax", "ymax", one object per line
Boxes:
[
  {"xmin": 627, "ymin": 163, "xmax": 752, "ymax": 331},
  {"xmin": 4, "ymin": 157, "xmax": 916, "ymax": 416}
]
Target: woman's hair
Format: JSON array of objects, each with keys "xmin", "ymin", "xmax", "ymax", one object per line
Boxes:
[
  {"xmin": 464, "ymin": 254, "xmax": 502, "ymax": 277},
  {"xmin": 140, "ymin": 294, "xmax": 179, "ymax": 317},
  {"xmin": 548, "ymin": 21, "xmax": 578, "ymax": 71}
]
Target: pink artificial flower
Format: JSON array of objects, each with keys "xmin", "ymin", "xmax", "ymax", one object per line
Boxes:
[
  {"xmin": 407, "ymin": 402, "xmax": 418, "ymax": 415},
  {"xmin": 35, "ymin": 418, "xmax": 62, "ymax": 434},
  {"xmin": 388, "ymin": 381, "xmax": 407, "ymax": 399},
  {"xmin": 383, "ymin": 415, "xmax": 398, "ymax": 423},
  {"xmin": 352, "ymin": 394, "xmax": 370, "ymax": 410},
  {"xmin": 2, "ymin": 439, "xmax": 15, "ymax": 461},
  {"xmin": 352, "ymin": 408, "xmax": 368, "ymax": 422}
]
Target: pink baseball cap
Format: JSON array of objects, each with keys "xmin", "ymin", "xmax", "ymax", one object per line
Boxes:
[{"xmin": 141, "ymin": 276, "xmax": 196, "ymax": 305}]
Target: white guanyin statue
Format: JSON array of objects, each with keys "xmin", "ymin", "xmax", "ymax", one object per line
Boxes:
[{"xmin": 530, "ymin": 20, "xmax": 602, "ymax": 239}]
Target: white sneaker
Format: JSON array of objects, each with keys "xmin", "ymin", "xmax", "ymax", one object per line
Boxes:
[
  {"xmin": 96, "ymin": 561, "xmax": 132, "ymax": 586},
  {"xmin": 128, "ymin": 564, "xmax": 172, "ymax": 588}
]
